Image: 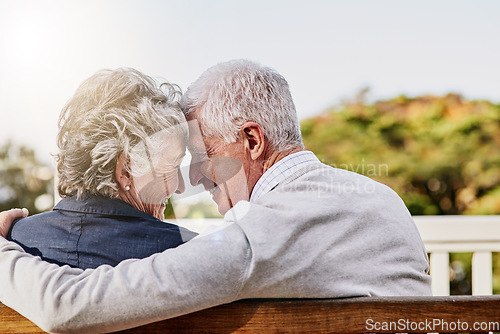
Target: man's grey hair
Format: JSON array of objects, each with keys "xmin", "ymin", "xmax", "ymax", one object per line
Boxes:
[
  {"xmin": 57, "ymin": 67, "xmax": 187, "ymax": 199},
  {"xmin": 181, "ymin": 59, "xmax": 304, "ymax": 152}
]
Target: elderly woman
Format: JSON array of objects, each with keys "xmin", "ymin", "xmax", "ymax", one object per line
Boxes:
[{"xmin": 7, "ymin": 68, "xmax": 196, "ymax": 269}]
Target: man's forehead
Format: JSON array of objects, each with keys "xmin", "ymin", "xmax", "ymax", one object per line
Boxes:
[{"xmin": 186, "ymin": 119, "xmax": 226, "ymax": 155}]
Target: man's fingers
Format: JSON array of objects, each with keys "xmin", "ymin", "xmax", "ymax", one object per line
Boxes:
[
  {"xmin": 6, "ymin": 208, "xmax": 29, "ymax": 218},
  {"xmin": 0, "ymin": 208, "xmax": 29, "ymax": 238}
]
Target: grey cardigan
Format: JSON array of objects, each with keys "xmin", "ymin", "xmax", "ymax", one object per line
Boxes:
[{"xmin": 0, "ymin": 162, "xmax": 431, "ymax": 333}]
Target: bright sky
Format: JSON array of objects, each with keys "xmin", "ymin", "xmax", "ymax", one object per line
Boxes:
[{"xmin": 0, "ymin": 0, "xmax": 499, "ymax": 166}]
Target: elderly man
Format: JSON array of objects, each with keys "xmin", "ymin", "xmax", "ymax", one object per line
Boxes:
[{"xmin": 0, "ymin": 60, "xmax": 431, "ymax": 333}]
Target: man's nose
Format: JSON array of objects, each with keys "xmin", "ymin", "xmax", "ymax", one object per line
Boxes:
[
  {"xmin": 175, "ymin": 169, "xmax": 185, "ymax": 194},
  {"xmin": 189, "ymin": 160, "xmax": 203, "ymax": 187}
]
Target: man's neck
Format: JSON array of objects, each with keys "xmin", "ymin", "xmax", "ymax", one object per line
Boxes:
[
  {"xmin": 246, "ymin": 146, "xmax": 303, "ymax": 201},
  {"xmin": 262, "ymin": 147, "xmax": 303, "ymax": 174}
]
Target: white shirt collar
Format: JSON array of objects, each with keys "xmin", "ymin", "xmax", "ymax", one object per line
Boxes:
[{"xmin": 250, "ymin": 151, "xmax": 319, "ymax": 203}]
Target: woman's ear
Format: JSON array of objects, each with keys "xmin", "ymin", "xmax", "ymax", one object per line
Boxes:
[
  {"xmin": 115, "ymin": 153, "xmax": 132, "ymax": 191},
  {"xmin": 240, "ymin": 122, "xmax": 266, "ymax": 161}
]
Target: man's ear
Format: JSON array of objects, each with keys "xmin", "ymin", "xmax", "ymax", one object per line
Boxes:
[
  {"xmin": 115, "ymin": 153, "xmax": 132, "ymax": 191},
  {"xmin": 240, "ymin": 122, "xmax": 266, "ymax": 160}
]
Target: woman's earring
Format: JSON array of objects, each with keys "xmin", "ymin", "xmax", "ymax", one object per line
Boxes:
[{"xmin": 125, "ymin": 185, "xmax": 130, "ymax": 191}]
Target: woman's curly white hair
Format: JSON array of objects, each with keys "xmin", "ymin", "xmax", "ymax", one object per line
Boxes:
[{"xmin": 56, "ymin": 67, "xmax": 186, "ymax": 199}]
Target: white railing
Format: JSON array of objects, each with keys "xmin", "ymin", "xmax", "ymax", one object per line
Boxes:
[
  {"xmin": 414, "ymin": 215, "xmax": 500, "ymax": 296},
  {"xmin": 176, "ymin": 215, "xmax": 500, "ymax": 296}
]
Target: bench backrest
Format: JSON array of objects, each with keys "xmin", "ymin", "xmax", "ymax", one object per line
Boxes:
[{"xmin": 2, "ymin": 296, "xmax": 500, "ymax": 333}]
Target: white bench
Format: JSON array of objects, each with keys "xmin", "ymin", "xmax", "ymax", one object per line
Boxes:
[{"xmin": 414, "ymin": 215, "xmax": 500, "ymax": 296}]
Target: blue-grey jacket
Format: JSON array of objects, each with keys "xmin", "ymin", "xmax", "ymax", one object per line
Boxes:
[{"xmin": 7, "ymin": 192, "xmax": 196, "ymax": 269}]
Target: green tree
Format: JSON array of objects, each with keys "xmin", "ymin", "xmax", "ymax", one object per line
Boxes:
[
  {"xmin": 0, "ymin": 141, "xmax": 54, "ymax": 214},
  {"xmin": 301, "ymin": 93, "xmax": 500, "ymax": 215}
]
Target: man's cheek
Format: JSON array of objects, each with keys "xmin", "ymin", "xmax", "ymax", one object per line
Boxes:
[
  {"xmin": 224, "ymin": 169, "xmax": 250, "ymax": 203},
  {"xmin": 200, "ymin": 162, "xmax": 215, "ymax": 183}
]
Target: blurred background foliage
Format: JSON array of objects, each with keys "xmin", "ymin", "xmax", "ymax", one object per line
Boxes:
[
  {"xmin": 0, "ymin": 142, "xmax": 54, "ymax": 214},
  {"xmin": 301, "ymin": 92, "xmax": 500, "ymax": 215},
  {"xmin": 1, "ymin": 92, "xmax": 499, "ymax": 294}
]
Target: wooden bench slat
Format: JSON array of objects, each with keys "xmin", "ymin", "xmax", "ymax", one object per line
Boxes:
[
  {"xmin": 0, "ymin": 303, "xmax": 45, "ymax": 333},
  {"xmin": 2, "ymin": 296, "xmax": 500, "ymax": 333}
]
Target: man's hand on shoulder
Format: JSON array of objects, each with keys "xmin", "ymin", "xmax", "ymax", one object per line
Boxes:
[{"xmin": 0, "ymin": 208, "xmax": 28, "ymax": 238}]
